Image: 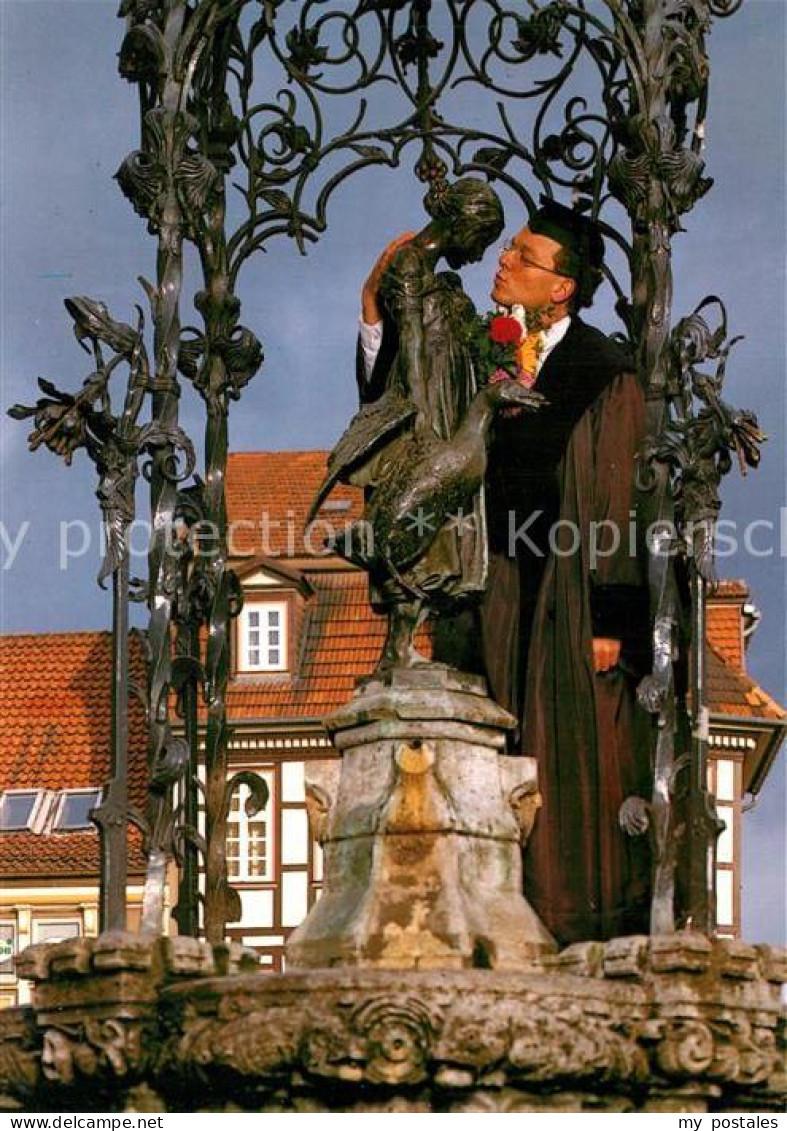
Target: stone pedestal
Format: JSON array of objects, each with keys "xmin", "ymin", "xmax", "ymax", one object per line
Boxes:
[{"xmin": 286, "ymin": 664, "xmax": 554, "ymax": 970}]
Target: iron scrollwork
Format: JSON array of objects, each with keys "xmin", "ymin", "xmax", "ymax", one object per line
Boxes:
[{"xmin": 212, "ymin": 1, "xmax": 636, "ymax": 287}]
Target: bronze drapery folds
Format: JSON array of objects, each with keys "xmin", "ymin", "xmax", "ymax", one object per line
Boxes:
[{"xmin": 10, "ymin": 0, "xmax": 763, "ymax": 941}]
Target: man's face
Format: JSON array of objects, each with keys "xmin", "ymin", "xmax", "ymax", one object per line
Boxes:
[{"xmin": 491, "ymin": 227, "xmax": 572, "ymax": 310}]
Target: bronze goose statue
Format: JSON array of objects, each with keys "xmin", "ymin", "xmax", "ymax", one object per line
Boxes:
[
  {"xmin": 307, "ymin": 385, "xmax": 417, "ymax": 525},
  {"xmin": 313, "ymin": 378, "xmax": 545, "ymax": 596}
]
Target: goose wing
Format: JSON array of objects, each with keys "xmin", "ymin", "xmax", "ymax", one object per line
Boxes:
[{"xmin": 307, "ymin": 389, "xmax": 416, "ymax": 523}]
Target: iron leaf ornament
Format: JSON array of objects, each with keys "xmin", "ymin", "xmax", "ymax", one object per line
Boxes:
[
  {"xmin": 511, "ymin": 3, "xmax": 568, "ymax": 60},
  {"xmin": 116, "ymin": 107, "xmax": 221, "ymax": 241},
  {"xmin": 115, "ymin": 0, "xmax": 266, "ymax": 939},
  {"xmin": 656, "ymin": 297, "xmax": 765, "ymax": 581},
  {"xmin": 10, "ymin": 297, "xmax": 152, "ymax": 586}
]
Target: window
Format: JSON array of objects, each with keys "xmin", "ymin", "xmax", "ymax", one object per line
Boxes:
[
  {"xmin": 714, "ymin": 759, "xmax": 736, "ymax": 802},
  {"xmin": 238, "ymin": 601, "xmax": 288, "ymax": 673},
  {"xmin": 54, "ymin": 789, "xmax": 102, "ymax": 830},
  {"xmin": 0, "ymin": 790, "xmax": 41, "ymax": 831},
  {"xmin": 716, "ymin": 805, "xmax": 734, "ymax": 864},
  {"xmin": 226, "ymin": 779, "xmax": 274, "ymax": 882},
  {"xmin": 33, "ymin": 921, "xmax": 81, "ymax": 945},
  {"xmin": 0, "ymin": 924, "xmax": 15, "ymax": 975},
  {"xmin": 715, "ymin": 870, "xmax": 734, "ymax": 927}
]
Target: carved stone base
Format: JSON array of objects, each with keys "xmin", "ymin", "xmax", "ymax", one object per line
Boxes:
[
  {"xmin": 286, "ymin": 664, "xmax": 554, "ymax": 970},
  {"xmin": 4, "ymin": 932, "xmax": 783, "ymax": 1112},
  {"xmin": 1, "ymin": 933, "xmax": 257, "ymax": 1112}
]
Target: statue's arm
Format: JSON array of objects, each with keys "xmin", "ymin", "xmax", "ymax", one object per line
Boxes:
[
  {"xmin": 356, "ymin": 232, "xmax": 417, "ymax": 405},
  {"xmin": 361, "ymin": 231, "xmax": 416, "ymax": 324}
]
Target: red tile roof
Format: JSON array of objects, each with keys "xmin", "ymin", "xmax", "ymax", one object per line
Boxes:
[
  {"xmin": 707, "ymin": 602, "xmax": 745, "ymax": 672},
  {"xmin": 224, "ymin": 450, "xmax": 780, "ymax": 719},
  {"xmin": 707, "ymin": 646, "xmax": 787, "ymax": 723},
  {"xmin": 226, "ymin": 451, "xmax": 363, "ymax": 559},
  {"xmin": 709, "ymin": 579, "xmax": 749, "ymax": 599},
  {"xmin": 706, "ymin": 581, "xmax": 750, "ymax": 673},
  {"xmin": 0, "ymin": 632, "xmax": 147, "ymax": 878},
  {"xmin": 225, "ymin": 566, "xmax": 785, "ymax": 726},
  {"xmin": 227, "ymin": 569, "xmax": 432, "ymax": 720},
  {"xmin": 1, "ymin": 827, "xmax": 145, "ymax": 879}
]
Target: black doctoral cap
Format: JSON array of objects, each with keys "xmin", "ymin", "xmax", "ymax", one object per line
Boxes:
[{"xmin": 529, "ymin": 196, "xmax": 605, "ymax": 308}]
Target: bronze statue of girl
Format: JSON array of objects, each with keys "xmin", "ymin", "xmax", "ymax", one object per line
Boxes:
[{"xmin": 312, "ymin": 178, "xmax": 543, "ymax": 671}]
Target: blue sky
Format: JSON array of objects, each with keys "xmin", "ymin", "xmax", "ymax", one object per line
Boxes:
[{"xmin": 1, "ymin": 0, "xmax": 784, "ymax": 941}]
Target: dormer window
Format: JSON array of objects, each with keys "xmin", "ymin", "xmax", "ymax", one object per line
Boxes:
[
  {"xmin": 239, "ymin": 601, "xmax": 288, "ymax": 673},
  {"xmin": 54, "ymin": 789, "xmax": 102, "ymax": 831},
  {"xmin": 0, "ymin": 790, "xmax": 43, "ymax": 831}
]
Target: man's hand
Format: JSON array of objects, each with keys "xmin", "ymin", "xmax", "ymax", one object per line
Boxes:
[
  {"xmin": 361, "ymin": 232, "xmax": 417, "ymax": 325},
  {"xmin": 619, "ymin": 796, "xmax": 649, "ymax": 837},
  {"xmin": 592, "ymin": 637, "xmax": 621, "ymax": 673}
]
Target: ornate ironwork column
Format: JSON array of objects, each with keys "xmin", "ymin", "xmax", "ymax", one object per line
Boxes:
[
  {"xmin": 116, "ymin": 0, "xmax": 267, "ymax": 942},
  {"xmin": 599, "ymin": 0, "xmax": 761, "ymax": 932}
]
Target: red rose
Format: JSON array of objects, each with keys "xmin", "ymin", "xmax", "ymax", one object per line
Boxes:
[{"xmin": 488, "ymin": 315, "xmax": 523, "ymax": 345}]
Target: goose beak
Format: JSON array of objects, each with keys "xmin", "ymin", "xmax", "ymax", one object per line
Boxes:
[{"xmin": 496, "ymin": 381, "xmax": 547, "ymax": 411}]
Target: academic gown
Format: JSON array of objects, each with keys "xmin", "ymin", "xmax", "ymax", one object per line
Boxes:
[{"xmin": 482, "ymin": 317, "xmax": 652, "ymax": 946}]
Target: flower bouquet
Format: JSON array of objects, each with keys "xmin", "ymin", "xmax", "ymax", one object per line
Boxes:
[{"xmin": 465, "ymin": 309, "xmax": 525, "ymax": 388}]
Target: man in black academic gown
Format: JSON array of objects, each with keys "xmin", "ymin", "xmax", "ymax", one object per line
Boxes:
[
  {"xmin": 359, "ymin": 200, "xmax": 652, "ymax": 947},
  {"xmin": 482, "ymin": 201, "xmax": 652, "ymax": 946}
]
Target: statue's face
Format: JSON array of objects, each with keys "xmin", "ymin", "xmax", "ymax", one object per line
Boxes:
[
  {"xmin": 491, "ymin": 227, "xmax": 574, "ymax": 311},
  {"xmin": 445, "ymin": 218, "xmax": 500, "ymax": 269}
]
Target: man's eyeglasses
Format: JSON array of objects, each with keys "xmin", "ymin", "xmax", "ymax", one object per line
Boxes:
[{"xmin": 500, "ymin": 240, "xmax": 572, "ymax": 278}]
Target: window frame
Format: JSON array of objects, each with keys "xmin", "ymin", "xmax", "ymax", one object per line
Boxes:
[
  {"xmin": 0, "ymin": 922, "xmax": 16, "ymax": 976},
  {"xmin": 226, "ymin": 776, "xmax": 275, "ymax": 884},
  {"xmin": 32, "ymin": 919, "xmax": 82, "ymax": 945},
  {"xmin": 237, "ymin": 599, "xmax": 289, "ymax": 674},
  {"xmin": 0, "ymin": 789, "xmax": 45, "ymax": 832},
  {"xmin": 53, "ymin": 788, "xmax": 103, "ymax": 831}
]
